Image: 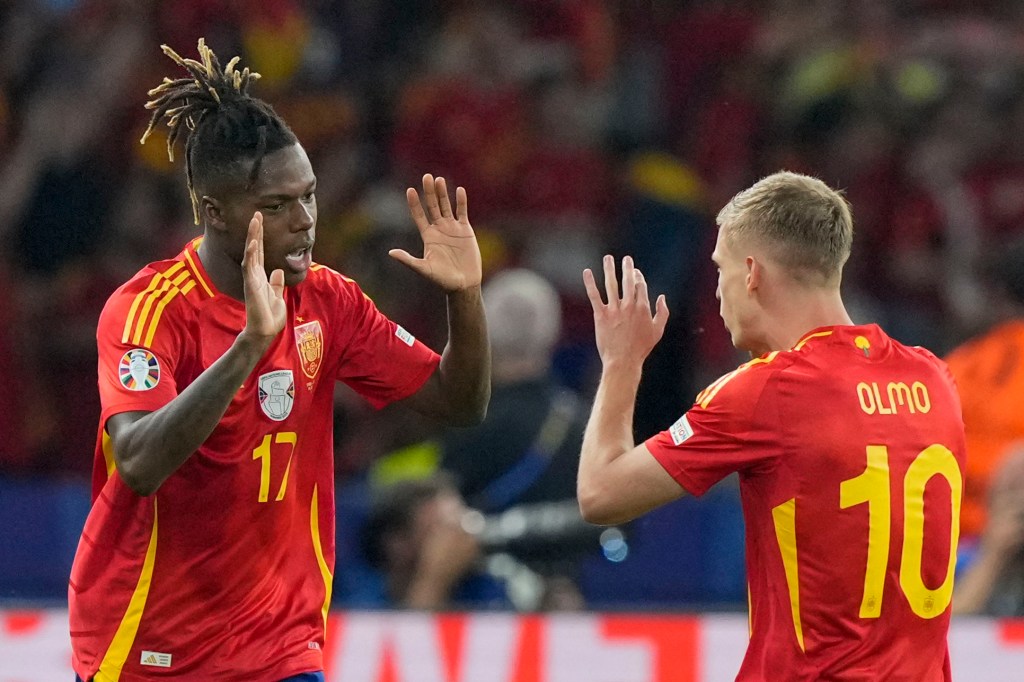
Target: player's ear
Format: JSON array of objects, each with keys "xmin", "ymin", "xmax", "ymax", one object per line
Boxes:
[
  {"xmin": 746, "ymin": 256, "xmax": 760, "ymax": 293},
  {"xmin": 200, "ymin": 195, "xmax": 227, "ymax": 232}
]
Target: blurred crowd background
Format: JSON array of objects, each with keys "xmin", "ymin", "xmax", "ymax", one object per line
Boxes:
[{"xmin": 3, "ymin": 0, "xmax": 1024, "ymax": 612}]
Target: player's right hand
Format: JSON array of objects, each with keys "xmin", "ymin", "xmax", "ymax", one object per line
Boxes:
[
  {"xmin": 583, "ymin": 254, "xmax": 669, "ymax": 368},
  {"xmin": 241, "ymin": 211, "xmax": 287, "ymax": 343}
]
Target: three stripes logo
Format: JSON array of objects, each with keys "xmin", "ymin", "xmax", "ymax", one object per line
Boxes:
[
  {"xmin": 121, "ymin": 255, "xmax": 213, "ymax": 347},
  {"xmin": 140, "ymin": 650, "xmax": 172, "ymax": 668}
]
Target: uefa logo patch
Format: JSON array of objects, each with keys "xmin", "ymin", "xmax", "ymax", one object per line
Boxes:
[
  {"xmin": 258, "ymin": 370, "xmax": 295, "ymax": 421},
  {"xmin": 669, "ymin": 414, "xmax": 694, "ymax": 445},
  {"xmin": 119, "ymin": 349, "xmax": 160, "ymax": 391},
  {"xmin": 395, "ymin": 325, "xmax": 415, "ymax": 347}
]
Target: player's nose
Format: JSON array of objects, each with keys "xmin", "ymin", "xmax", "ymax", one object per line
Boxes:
[{"xmin": 291, "ymin": 201, "xmax": 315, "ymax": 232}]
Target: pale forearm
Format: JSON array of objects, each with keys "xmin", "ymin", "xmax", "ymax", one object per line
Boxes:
[
  {"xmin": 114, "ymin": 332, "xmax": 272, "ymax": 495},
  {"xmin": 578, "ymin": 360, "xmax": 643, "ymax": 497}
]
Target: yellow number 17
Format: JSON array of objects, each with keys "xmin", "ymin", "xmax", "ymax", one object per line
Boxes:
[{"xmin": 252, "ymin": 431, "xmax": 297, "ymax": 502}]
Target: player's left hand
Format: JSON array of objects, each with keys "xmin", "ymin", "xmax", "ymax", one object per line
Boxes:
[
  {"xmin": 389, "ymin": 174, "xmax": 482, "ymax": 293},
  {"xmin": 584, "ymin": 255, "xmax": 669, "ymax": 367}
]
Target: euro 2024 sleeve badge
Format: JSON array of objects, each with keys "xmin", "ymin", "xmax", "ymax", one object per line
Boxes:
[{"xmin": 119, "ymin": 349, "xmax": 161, "ymax": 391}]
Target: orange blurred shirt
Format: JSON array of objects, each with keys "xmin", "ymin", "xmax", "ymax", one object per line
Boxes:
[{"xmin": 945, "ymin": 319, "xmax": 1024, "ymax": 538}]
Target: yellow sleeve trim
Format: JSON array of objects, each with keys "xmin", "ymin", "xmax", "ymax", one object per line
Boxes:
[
  {"xmin": 698, "ymin": 351, "xmax": 780, "ymax": 408},
  {"xmin": 101, "ymin": 430, "xmax": 116, "ymax": 479}
]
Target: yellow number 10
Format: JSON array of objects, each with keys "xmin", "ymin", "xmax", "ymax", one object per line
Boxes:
[
  {"xmin": 773, "ymin": 444, "xmax": 962, "ymax": 650},
  {"xmin": 840, "ymin": 444, "xmax": 962, "ymax": 619}
]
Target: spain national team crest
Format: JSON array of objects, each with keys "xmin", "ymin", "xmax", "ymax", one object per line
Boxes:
[
  {"xmin": 294, "ymin": 320, "xmax": 324, "ymax": 379},
  {"xmin": 258, "ymin": 370, "xmax": 295, "ymax": 421},
  {"xmin": 119, "ymin": 349, "xmax": 161, "ymax": 391}
]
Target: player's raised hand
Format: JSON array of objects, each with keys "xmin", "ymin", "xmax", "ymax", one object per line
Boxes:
[
  {"xmin": 389, "ymin": 174, "xmax": 482, "ymax": 293},
  {"xmin": 241, "ymin": 211, "xmax": 287, "ymax": 342},
  {"xmin": 583, "ymin": 255, "xmax": 669, "ymax": 366}
]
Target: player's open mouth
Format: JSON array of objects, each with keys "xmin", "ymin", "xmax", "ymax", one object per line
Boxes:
[{"xmin": 285, "ymin": 245, "xmax": 312, "ymax": 271}]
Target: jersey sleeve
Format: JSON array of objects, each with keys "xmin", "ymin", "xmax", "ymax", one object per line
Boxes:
[
  {"xmin": 96, "ymin": 281, "xmax": 185, "ymax": 425},
  {"xmin": 645, "ymin": 359, "xmax": 781, "ymax": 496},
  {"xmin": 328, "ymin": 274, "xmax": 441, "ymax": 408}
]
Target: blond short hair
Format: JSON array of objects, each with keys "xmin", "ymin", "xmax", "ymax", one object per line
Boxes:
[{"xmin": 716, "ymin": 171, "xmax": 853, "ymax": 285}]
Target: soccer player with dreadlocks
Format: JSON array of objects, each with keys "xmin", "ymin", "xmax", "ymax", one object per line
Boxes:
[{"xmin": 68, "ymin": 39, "xmax": 490, "ymax": 681}]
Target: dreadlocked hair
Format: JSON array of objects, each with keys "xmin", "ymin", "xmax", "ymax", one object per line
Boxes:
[{"xmin": 140, "ymin": 38, "xmax": 297, "ymax": 224}]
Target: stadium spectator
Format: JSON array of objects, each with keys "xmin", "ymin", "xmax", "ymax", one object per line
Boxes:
[
  {"xmin": 945, "ymin": 233, "xmax": 1024, "ymax": 542},
  {"xmin": 358, "ymin": 474, "xmax": 507, "ymax": 610},
  {"xmin": 442, "ymin": 269, "xmax": 581, "ymax": 512},
  {"xmin": 577, "ymin": 172, "xmax": 965, "ymax": 679},
  {"xmin": 954, "ymin": 448, "xmax": 1024, "ymax": 616},
  {"xmin": 3, "ymin": 0, "xmax": 1024, "ymax": 619}
]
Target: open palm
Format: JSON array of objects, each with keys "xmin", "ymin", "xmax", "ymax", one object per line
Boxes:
[
  {"xmin": 389, "ymin": 174, "xmax": 482, "ymax": 293},
  {"xmin": 242, "ymin": 212, "xmax": 287, "ymax": 340}
]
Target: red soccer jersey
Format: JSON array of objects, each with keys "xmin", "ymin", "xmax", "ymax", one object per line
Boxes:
[
  {"xmin": 647, "ymin": 325, "xmax": 965, "ymax": 682},
  {"xmin": 69, "ymin": 239, "xmax": 440, "ymax": 681}
]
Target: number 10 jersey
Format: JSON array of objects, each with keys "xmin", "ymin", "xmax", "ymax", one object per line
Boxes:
[{"xmin": 646, "ymin": 325, "xmax": 965, "ymax": 682}]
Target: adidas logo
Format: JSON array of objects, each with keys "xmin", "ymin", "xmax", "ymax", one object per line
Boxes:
[{"xmin": 140, "ymin": 650, "xmax": 172, "ymax": 668}]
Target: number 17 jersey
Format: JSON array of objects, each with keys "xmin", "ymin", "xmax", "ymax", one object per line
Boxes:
[
  {"xmin": 646, "ymin": 325, "xmax": 965, "ymax": 682},
  {"xmin": 69, "ymin": 239, "xmax": 440, "ymax": 681}
]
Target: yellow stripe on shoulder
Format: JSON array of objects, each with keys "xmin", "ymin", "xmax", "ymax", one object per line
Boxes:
[
  {"xmin": 122, "ymin": 274, "xmax": 164, "ymax": 344},
  {"xmin": 131, "ymin": 269, "xmax": 192, "ymax": 346},
  {"xmin": 793, "ymin": 330, "xmax": 833, "ymax": 351},
  {"xmin": 121, "ymin": 262, "xmax": 186, "ymax": 344},
  {"xmin": 141, "ymin": 276, "xmax": 195, "ymax": 347},
  {"xmin": 695, "ymin": 369, "xmax": 737, "ymax": 405},
  {"xmin": 183, "ymin": 249, "xmax": 214, "ymax": 298},
  {"xmin": 310, "ymin": 262, "xmax": 355, "ymax": 283},
  {"xmin": 699, "ymin": 351, "xmax": 780, "ymax": 408}
]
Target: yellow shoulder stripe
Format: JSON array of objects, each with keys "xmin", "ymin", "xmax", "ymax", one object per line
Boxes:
[
  {"xmin": 143, "ymin": 279, "xmax": 195, "ymax": 347},
  {"xmin": 698, "ymin": 351, "xmax": 780, "ymax": 408},
  {"xmin": 121, "ymin": 262, "xmax": 191, "ymax": 345},
  {"xmin": 793, "ymin": 330, "xmax": 833, "ymax": 351},
  {"xmin": 695, "ymin": 369, "xmax": 737, "ymax": 406},
  {"xmin": 183, "ymin": 248, "xmax": 214, "ymax": 298}
]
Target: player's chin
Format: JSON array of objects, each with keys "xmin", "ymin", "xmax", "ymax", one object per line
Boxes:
[
  {"xmin": 729, "ymin": 328, "xmax": 752, "ymax": 352},
  {"xmin": 283, "ymin": 269, "xmax": 309, "ymax": 287}
]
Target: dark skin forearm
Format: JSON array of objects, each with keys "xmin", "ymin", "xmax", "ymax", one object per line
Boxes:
[
  {"xmin": 439, "ymin": 286, "xmax": 491, "ymax": 423},
  {"xmin": 401, "ymin": 286, "xmax": 490, "ymax": 426},
  {"xmin": 107, "ymin": 332, "xmax": 273, "ymax": 496}
]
